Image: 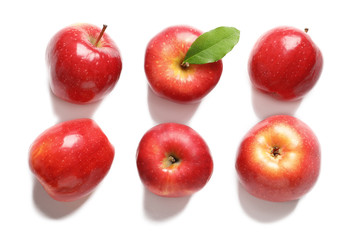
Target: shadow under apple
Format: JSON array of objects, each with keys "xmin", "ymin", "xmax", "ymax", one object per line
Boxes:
[
  {"xmin": 49, "ymin": 86, "xmax": 102, "ymax": 123},
  {"xmin": 251, "ymin": 86, "xmax": 302, "ymax": 120},
  {"xmin": 143, "ymin": 187, "xmax": 191, "ymax": 221},
  {"xmin": 147, "ymin": 86, "xmax": 200, "ymax": 124},
  {"xmin": 237, "ymin": 181, "xmax": 298, "ymax": 222},
  {"xmin": 32, "ymin": 178, "xmax": 90, "ymax": 219}
]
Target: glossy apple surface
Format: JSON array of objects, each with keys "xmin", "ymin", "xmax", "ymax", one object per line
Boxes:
[
  {"xmin": 136, "ymin": 123, "xmax": 213, "ymax": 197},
  {"xmin": 47, "ymin": 23, "xmax": 122, "ymax": 104},
  {"xmin": 248, "ymin": 26, "xmax": 323, "ymax": 101},
  {"xmin": 29, "ymin": 118, "xmax": 115, "ymax": 202},
  {"xmin": 236, "ymin": 115, "xmax": 321, "ymax": 202},
  {"xmin": 144, "ymin": 25, "xmax": 223, "ymax": 103}
]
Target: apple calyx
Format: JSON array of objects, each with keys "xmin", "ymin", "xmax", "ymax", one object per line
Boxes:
[
  {"xmin": 271, "ymin": 146, "xmax": 281, "ymax": 157},
  {"xmin": 304, "ymin": 28, "xmax": 309, "ymax": 33},
  {"xmin": 94, "ymin": 24, "xmax": 108, "ymax": 47},
  {"xmin": 163, "ymin": 154, "xmax": 181, "ymax": 168},
  {"xmin": 168, "ymin": 155, "xmax": 179, "ymax": 163}
]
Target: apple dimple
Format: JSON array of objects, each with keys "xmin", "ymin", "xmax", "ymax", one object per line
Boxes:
[{"xmin": 253, "ymin": 123, "xmax": 303, "ymax": 172}]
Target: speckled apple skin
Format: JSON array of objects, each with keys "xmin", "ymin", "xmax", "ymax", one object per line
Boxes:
[
  {"xmin": 47, "ymin": 24, "xmax": 122, "ymax": 104},
  {"xmin": 144, "ymin": 25, "xmax": 223, "ymax": 103},
  {"xmin": 136, "ymin": 123, "xmax": 213, "ymax": 197},
  {"xmin": 248, "ymin": 26, "xmax": 323, "ymax": 101},
  {"xmin": 29, "ymin": 119, "xmax": 114, "ymax": 202},
  {"xmin": 236, "ymin": 115, "xmax": 321, "ymax": 202}
]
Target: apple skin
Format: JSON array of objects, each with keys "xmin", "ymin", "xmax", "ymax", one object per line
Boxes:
[
  {"xmin": 47, "ymin": 23, "xmax": 122, "ymax": 104},
  {"xmin": 136, "ymin": 123, "xmax": 213, "ymax": 197},
  {"xmin": 235, "ymin": 115, "xmax": 320, "ymax": 202},
  {"xmin": 144, "ymin": 25, "xmax": 223, "ymax": 103},
  {"xmin": 29, "ymin": 119, "xmax": 115, "ymax": 202},
  {"xmin": 248, "ymin": 26, "xmax": 323, "ymax": 101}
]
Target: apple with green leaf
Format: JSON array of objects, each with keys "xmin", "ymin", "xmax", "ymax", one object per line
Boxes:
[
  {"xmin": 136, "ymin": 123, "xmax": 213, "ymax": 197},
  {"xmin": 235, "ymin": 115, "xmax": 321, "ymax": 202},
  {"xmin": 47, "ymin": 24, "xmax": 122, "ymax": 104},
  {"xmin": 145, "ymin": 25, "xmax": 240, "ymax": 103}
]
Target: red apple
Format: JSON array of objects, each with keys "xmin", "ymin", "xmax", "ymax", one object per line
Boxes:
[
  {"xmin": 248, "ymin": 26, "xmax": 323, "ymax": 101},
  {"xmin": 47, "ymin": 24, "xmax": 122, "ymax": 104},
  {"xmin": 235, "ymin": 115, "xmax": 320, "ymax": 202},
  {"xmin": 144, "ymin": 25, "xmax": 223, "ymax": 103},
  {"xmin": 29, "ymin": 118, "xmax": 114, "ymax": 202},
  {"xmin": 136, "ymin": 123, "xmax": 213, "ymax": 197}
]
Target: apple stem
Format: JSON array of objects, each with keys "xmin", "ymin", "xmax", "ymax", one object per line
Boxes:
[
  {"xmin": 304, "ymin": 28, "xmax": 309, "ymax": 33},
  {"xmin": 94, "ymin": 24, "xmax": 108, "ymax": 47},
  {"xmin": 181, "ymin": 62, "xmax": 190, "ymax": 69}
]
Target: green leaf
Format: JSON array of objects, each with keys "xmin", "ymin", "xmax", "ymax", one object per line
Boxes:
[{"xmin": 182, "ymin": 26, "xmax": 240, "ymax": 65}]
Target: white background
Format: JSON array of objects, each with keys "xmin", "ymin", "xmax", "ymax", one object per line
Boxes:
[{"xmin": 1, "ymin": 0, "xmax": 350, "ymax": 239}]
